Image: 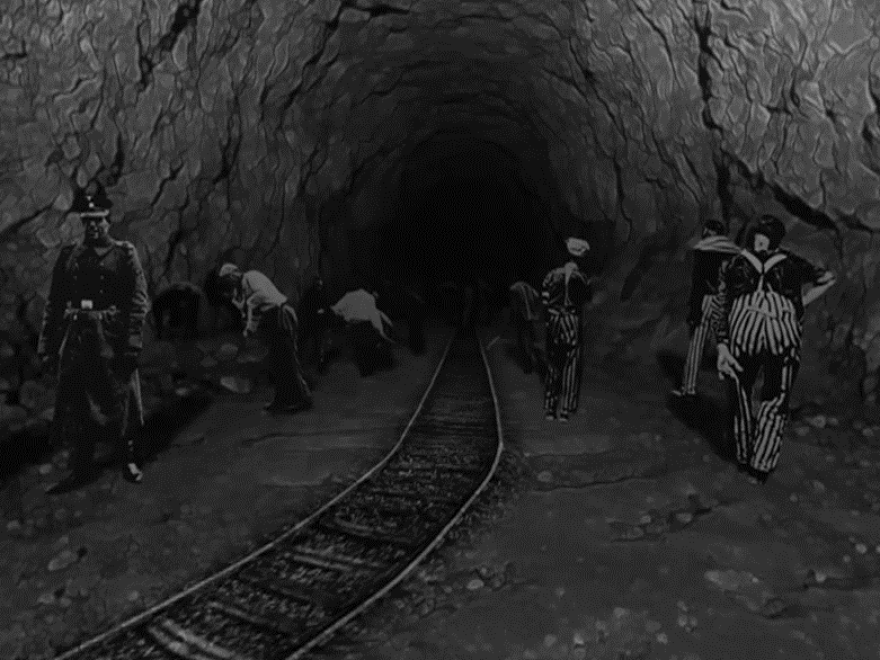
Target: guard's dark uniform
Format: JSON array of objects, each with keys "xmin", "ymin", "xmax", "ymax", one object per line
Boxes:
[
  {"xmin": 542, "ymin": 265, "xmax": 591, "ymax": 420},
  {"xmin": 716, "ymin": 245, "xmax": 831, "ymax": 475},
  {"xmin": 38, "ymin": 238, "xmax": 149, "ymax": 477}
]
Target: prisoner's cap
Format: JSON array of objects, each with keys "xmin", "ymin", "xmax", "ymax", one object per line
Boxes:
[
  {"xmin": 218, "ymin": 263, "xmax": 242, "ymax": 280},
  {"xmin": 71, "ymin": 185, "xmax": 111, "ymax": 217},
  {"xmin": 566, "ymin": 237, "xmax": 590, "ymax": 257},
  {"xmin": 753, "ymin": 214, "xmax": 786, "ymax": 248}
]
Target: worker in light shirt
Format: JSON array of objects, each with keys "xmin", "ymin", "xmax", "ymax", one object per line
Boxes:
[
  {"xmin": 331, "ymin": 287, "xmax": 397, "ymax": 376},
  {"xmin": 218, "ymin": 264, "xmax": 312, "ymax": 414}
]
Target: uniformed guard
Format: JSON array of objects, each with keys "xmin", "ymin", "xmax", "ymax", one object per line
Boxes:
[
  {"xmin": 542, "ymin": 237, "xmax": 593, "ymax": 422},
  {"xmin": 509, "ymin": 279, "xmax": 541, "ymax": 374},
  {"xmin": 672, "ymin": 219, "xmax": 741, "ymax": 399},
  {"xmin": 218, "ymin": 264, "xmax": 313, "ymax": 413},
  {"xmin": 38, "ymin": 185, "xmax": 149, "ymax": 491},
  {"xmin": 715, "ymin": 214, "xmax": 837, "ymax": 483}
]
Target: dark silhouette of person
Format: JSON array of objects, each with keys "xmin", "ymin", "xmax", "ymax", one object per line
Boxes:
[
  {"xmin": 297, "ymin": 275, "xmax": 330, "ymax": 372},
  {"xmin": 38, "ymin": 185, "xmax": 149, "ymax": 490},
  {"xmin": 152, "ymin": 282, "xmax": 202, "ymax": 340}
]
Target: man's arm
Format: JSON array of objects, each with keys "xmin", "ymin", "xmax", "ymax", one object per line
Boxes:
[
  {"xmin": 120, "ymin": 243, "xmax": 149, "ymax": 355},
  {"xmin": 713, "ymin": 260, "xmax": 733, "ymax": 346},
  {"xmin": 788, "ymin": 253, "xmax": 836, "ymax": 307},
  {"xmin": 540, "ymin": 271, "xmax": 553, "ymax": 308},
  {"xmin": 687, "ymin": 253, "xmax": 708, "ymax": 327},
  {"xmin": 37, "ymin": 246, "xmax": 73, "ymax": 361}
]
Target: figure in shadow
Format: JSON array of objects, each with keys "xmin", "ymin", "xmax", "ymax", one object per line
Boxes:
[{"xmin": 38, "ymin": 185, "xmax": 148, "ymax": 492}]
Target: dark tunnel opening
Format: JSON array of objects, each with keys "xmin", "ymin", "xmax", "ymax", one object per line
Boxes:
[
  {"xmin": 368, "ymin": 132, "xmax": 563, "ymax": 321},
  {"xmin": 377, "ymin": 173, "xmax": 548, "ymax": 309}
]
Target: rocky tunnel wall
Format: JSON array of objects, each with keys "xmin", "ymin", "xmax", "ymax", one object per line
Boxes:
[{"xmin": 1, "ymin": 0, "xmax": 880, "ymax": 403}]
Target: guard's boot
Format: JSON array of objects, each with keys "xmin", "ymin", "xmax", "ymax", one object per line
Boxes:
[
  {"xmin": 122, "ymin": 461, "xmax": 143, "ymax": 483},
  {"xmin": 122, "ymin": 441, "xmax": 143, "ymax": 484}
]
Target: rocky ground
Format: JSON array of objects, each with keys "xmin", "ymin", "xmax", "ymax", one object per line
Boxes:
[
  {"xmin": 0, "ymin": 325, "xmax": 451, "ymax": 660},
  {"xmin": 5, "ymin": 320, "xmax": 880, "ymax": 660},
  {"xmin": 328, "ymin": 325, "xmax": 880, "ymax": 660}
]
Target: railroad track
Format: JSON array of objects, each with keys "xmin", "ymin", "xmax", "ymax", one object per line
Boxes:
[{"xmin": 55, "ymin": 333, "xmax": 504, "ymax": 660}]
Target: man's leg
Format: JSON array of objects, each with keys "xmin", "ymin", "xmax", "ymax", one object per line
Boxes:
[
  {"xmin": 751, "ymin": 348, "xmax": 800, "ymax": 476},
  {"xmin": 544, "ymin": 325, "xmax": 562, "ymax": 418},
  {"xmin": 287, "ymin": 332, "xmax": 313, "ymax": 406},
  {"xmin": 558, "ymin": 342, "xmax": 581, "ymax": 420},
  {"xmin": 725, "ymin": 345, "xmax": 762, "ymax": 468},
  {"xmin": 350, "ymin": 323, "xmax": 374, "ymax": 377},
  {"xmin": 556, "ymin": 314, "xmax": 581, "ymax": 420},
  {"xmin": 116, "ymin": 372, "xmax": 144, "ymax": 483},
  {"xmin": 677, "ymin": 321, "xmax": 709, "ymax": 396}
]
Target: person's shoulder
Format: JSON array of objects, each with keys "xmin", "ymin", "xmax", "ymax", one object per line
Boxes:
[{"xmin": 111, "ymin": 239, "xmax": 138, "ymax": 252}]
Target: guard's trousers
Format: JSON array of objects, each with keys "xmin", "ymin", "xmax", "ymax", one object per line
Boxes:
[
  {"xmin": 681, "ymin": 294, "xmax": 719, "ymax": 394},
  {"xmin": 544, "ymin": 309, "xmax": 581, "ymax": 416},
  {"xmin": 724, "ymin": 304, "xmax": 801, "ymax": 473},
  {"xmin": 261, "ymin": 305, "xmax": 313, "ymax": 407}
]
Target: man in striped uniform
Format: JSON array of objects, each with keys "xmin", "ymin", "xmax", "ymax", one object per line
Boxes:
[
  {"xmin": 672, "ymin": 219, "xmax": 741, "ymax": 399},
  {"xmin": 715, "ymin": 215, "xmax": 836, "ymax": 483},
  {"xmin": 509, "ymin": 279, "xmax": 541, "ymax": 375},
  {"xmin": 542, "ymin": 238, "xmax": 593, "ymax": 422},
  {"xmin": 219, "ymin": 264, "xmax": 313, "ymax": 414}
]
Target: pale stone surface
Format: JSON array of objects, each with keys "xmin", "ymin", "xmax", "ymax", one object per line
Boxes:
[{"xmin": 0, "ymin": 0, "xmax": 879, "ymax": 401}]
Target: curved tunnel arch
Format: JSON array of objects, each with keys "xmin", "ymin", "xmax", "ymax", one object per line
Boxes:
[{"xmin": 0, "ymin": 0, "xmax": 877, "ymax": 398}]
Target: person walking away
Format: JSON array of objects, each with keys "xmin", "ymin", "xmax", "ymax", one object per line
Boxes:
[
  {"xmin": 297, "ymin": 275, "xmax": 330, "ymax": 372},
  {"xmin": 331, "ymin": 288, "xmax": 397, "ymax": 376},
  {"xmin": 460, "ymin": 279, "xmax": 478, "ymax": 337},
  {"xmin": 715, "ymin": 214, "xmax": 836, "ymax": 483},
  {"xmin": 672, "ymin": 219, "xmax": 741, "ymax": 399},
  {"xmin": 400, "ymin": 283, "xmax": 427, "ymax": 355},
  {"xmin": 218, "ymin": 264, "xmax": 313, "ymax": 414},
  {"xmin": 437, "ymin": 279, "xmax": 462, "ymax": 327},
  {"xmin": 38, "ymin": 185, "xmax": 149, "ymax": 492},
  {"xmin": 542, "ymin": 237, "xmax": 593, "ymax": 422},
  {"xmin": 509, "ymin": 280, "xmax": 541, "ymax": 374}
]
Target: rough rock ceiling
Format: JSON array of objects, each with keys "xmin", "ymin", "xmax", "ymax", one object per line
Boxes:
[{"xmin": 1, "ymin": 0, "xmax": 880, "ymax": 391}]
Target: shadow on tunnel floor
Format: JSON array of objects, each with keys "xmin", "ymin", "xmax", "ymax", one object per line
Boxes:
[
  {"xmin": 656, "ymin": 349, "xmax": 737, "ymax": 465},
  {"xmin": 0, "ymin": 388, "xmax": 215, "ymax": 493},
  {"xmin": 137, "ymin": 388, "xmax": 215, "ymax": 467}
]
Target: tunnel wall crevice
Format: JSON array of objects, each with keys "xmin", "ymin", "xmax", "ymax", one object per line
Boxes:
[{"xmin": 1, "ymin": 0, "xmax": 880, "ymax": 403}]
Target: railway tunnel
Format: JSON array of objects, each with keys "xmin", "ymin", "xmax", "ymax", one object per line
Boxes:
[
  {"xmin": 1, "ymin": 0, "xmax": 879, "ymax": 398},
  {"xmin": 4, "ymin": 0, "xmax": 880, "ymax": 658}
]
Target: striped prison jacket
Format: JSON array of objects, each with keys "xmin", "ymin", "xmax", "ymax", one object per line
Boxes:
[
  {"xmin": 715, "ymin": 249, "xmax": 831, "ymax": 348},
  {"xmin": 542, "ymin": 265, "xmax": 592, "ymax": 313}
]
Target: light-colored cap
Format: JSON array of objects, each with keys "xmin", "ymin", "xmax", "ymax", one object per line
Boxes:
[
  {"xmin": 218, "ymin": 263, "xmax": 241, "ymax": 279},
  {"xmin": 566, "ymin": 237, "xmax": 590, "ymax": 257}
]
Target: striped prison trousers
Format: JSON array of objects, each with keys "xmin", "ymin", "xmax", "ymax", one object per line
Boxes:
[
  {"xmin": 544, "ymin": 308, "xmax": 581, "ymax": 417},
  {"xmin": 724, "ymin": 290, "xmax": 800, "ymax": 473},
  {"xmin": 680, "ymin": 294, "xmax": 721, "ymax": 395}
]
